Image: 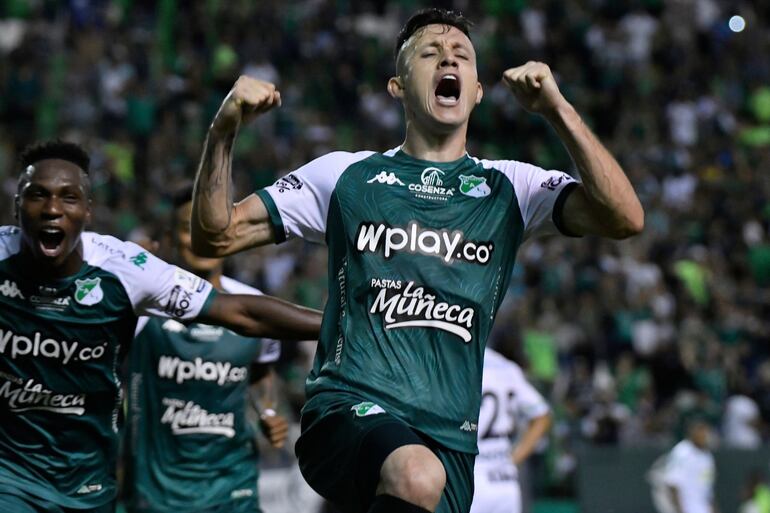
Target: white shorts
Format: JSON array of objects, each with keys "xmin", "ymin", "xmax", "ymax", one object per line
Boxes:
[{"xmin": 469, "ymin": 477, "xmax": 521, "ymax": 513}]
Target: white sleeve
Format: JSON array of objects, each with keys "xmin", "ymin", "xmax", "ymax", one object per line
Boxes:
[
  {"xmin": 511, "ymin": 367, "xmax": 550, "ymax": 420},
  {"xmin": 83, "ymin": 234, "xmax": 214, "ymax": 321},
  {"xmin": 255, "ymin": 151, "xmax": 374, "ymax": 244},
  {"xmin": 129, "ymin": 253, "xmax": 214, "ymax": 320},
  {"xmin": 479, "ymin": 159, "xmax": 579, "ymax": 240},
  {"xmin": 255, "ymin": 339, "xmax": 281, "ymax": 364},
  {"xmin": 661, "ymin": 446, "xmax": 689, "ymax": 488}
]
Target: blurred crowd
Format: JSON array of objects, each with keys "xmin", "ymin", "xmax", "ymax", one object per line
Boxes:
[{"xmin": 1, "ymin": 0, "xmax": 770, "ymax": 499}]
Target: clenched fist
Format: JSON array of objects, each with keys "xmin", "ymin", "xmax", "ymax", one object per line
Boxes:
[
  {"xmin": 210, "ymin": 75, "xmax": 282, "ymax": 136},
  {"xmin": 259, "ymin": 410, "xmax": 289, "ymax": 449},
  {"xmin": 502, "ymin": 61, "xmax": 566, "ymax": 115}
]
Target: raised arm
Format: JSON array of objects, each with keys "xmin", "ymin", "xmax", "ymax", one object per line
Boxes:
[
  {"xmin": 503, "ymin": 62, "xmax": 644, "ymax": 239},
  {"xmin": 197, "ymin": 292, "xmax": 323, "ymax": 340},
  {"xmin": 191, "ymin": 76, "xmax": 282, "ymax": 257}
]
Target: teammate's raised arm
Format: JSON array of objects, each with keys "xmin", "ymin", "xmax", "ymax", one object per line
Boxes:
[
  {"xmin": 198, "ymin": 292, "xmax": 322, "ymax": 340},
  {"xmin": 503, "ymin": 61, "xmax": 644, "ymax": 239},
  {"xmin": 191, "ymin": 76, "xmax": 282, "ymax": 257}
]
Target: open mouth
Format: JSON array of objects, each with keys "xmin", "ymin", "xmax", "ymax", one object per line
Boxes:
[
  {"xmin": 435, "ymin": 75, "xmax": 461, "ymax": 106},
  {"xmin": 38, "ymin": 227, "xmax": 66, "ymax": 256}
]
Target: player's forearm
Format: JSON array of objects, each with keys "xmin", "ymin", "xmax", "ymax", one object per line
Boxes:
[
  {"xmin": 512, "ymin": 413, "xmax": 552, "ymax": 466},
  {"xmin": 236, "ymin": 295, "xmax": 323, "ymax": 340},
  {"xmin": 191, "ymin": 129, "xmax": 237, "ymax": 256},
  {"xmin": 544, "ymin": 102, "xmax": 644, "ymax": 238}
]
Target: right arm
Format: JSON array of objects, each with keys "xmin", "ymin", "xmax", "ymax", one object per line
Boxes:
[
  {"xmin": 511, "ymin": 412, "xmax": 552, "ymax": 466},
  {"xmin": 191, "ymin": 76, "xmax": 282, "ymax": 257}
]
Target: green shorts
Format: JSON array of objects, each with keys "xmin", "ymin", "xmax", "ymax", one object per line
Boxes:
[
  {"xmin": 0, "ymin": 484, "xmax": 114, "ymax": 513},
  {"xmin": 295, "ymin": 394, "xmax": 475, "ymax": 513}
]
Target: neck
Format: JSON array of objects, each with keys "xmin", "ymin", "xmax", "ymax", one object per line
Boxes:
[
  {"xmin": 21, "ymin": 244, "xmax": 84, "ymax": 281},
  {"xmin": 400, "ymin": 119, "xmax": 468, "ymax": 162}
]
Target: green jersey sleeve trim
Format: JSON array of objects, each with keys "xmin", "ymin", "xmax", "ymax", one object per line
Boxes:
[
  {"xmin": 255, "ymin": 189, "xmax": 287, "ymax": 244},
  {"xmin": 552, "ymin": 181, "xmax": 582, "ymax": 238},
  {"xmin": 199, "ymin": 288, "xmax": 218, "ymax": 316}
]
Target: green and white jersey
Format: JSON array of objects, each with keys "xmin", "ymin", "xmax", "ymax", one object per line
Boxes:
[
  {"xmin": 125, "ymin": 276, "xmax": 280, "ymax": 512},
  {"xmin": 256, "ymin": 148, "xmax": 577, "ymax": 453},
  {"xmin": 0, "ymin": 227, "xmax": 215, "ymax": 509}
]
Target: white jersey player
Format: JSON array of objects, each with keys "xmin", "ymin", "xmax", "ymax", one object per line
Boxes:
[
  {"xmin": 470, "ymin": 349, "xmax": 552, "ymax": 513},
  {"xmin": 649, "ymin": 421, "xmax": 717, "ymax": 513}
]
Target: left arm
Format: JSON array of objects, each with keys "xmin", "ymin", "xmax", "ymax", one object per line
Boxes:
[
  {"xmin": 503, "ymin": 62, "xmax": 644, "ymax": 239},
  {"xmin": 198, "ymin": 293, "xmax": 322, "ymax": 340},
  {"xmin": 512, "ymin": 412, "xmax": 552, "ymax": 466}
]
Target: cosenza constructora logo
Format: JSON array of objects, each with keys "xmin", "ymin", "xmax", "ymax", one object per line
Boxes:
[{"xmin": 356, "ymin": 221, "xmax": 494, "ymax": 265}]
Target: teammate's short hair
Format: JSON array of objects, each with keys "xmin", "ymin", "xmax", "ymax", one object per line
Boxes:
[
  {"xmin": 19, "ymin": 139, "xmax": 91, "ymax": 174},
  {"xmin": 394, "ymin": 8, "xmax": 473, "ymax": 61}
]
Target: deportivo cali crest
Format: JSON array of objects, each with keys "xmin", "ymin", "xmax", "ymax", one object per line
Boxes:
[
  {"xmin": 350, "ymin": 401, "xmax": 385, "ymax": 417},
  {"xmin": 458, "ymin": 175, "xmax": 491, "ymax": 198},
  {"xmin": 74, "ymin": 277, "xmax": 103, "ymax": 306}
]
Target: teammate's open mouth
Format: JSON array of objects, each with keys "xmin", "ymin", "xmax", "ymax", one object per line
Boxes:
[
  {"xmin": 38, "ymin": 227, "xmax": 66, "ymax": 256},
  {"xmin": 435, "ymin": 75, "xmax": 461, "ymax": 106}
]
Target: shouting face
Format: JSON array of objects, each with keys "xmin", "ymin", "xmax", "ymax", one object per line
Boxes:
[
  {"xmin": 16, "ymin": 159, "xmax": 91, "ymax": 273},
  {"xmin": 389, "ymin": 24, "xmax": 483, "ymax": 133}
]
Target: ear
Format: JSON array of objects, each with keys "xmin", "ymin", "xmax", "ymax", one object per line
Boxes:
[
  {"xmin": 13, "ymin": 194, "xmax": 19, "ymax": 220},
  {"xmin": 85, "ymin": 199, "xmax": 93, "ymax": 226},
  {"xmin": 475, "ymin": 81, "xmax": 483, "ymax": 105},
  {"xmin": 387, "ymin": 76, "xmax": 404, "ymax": 100}
]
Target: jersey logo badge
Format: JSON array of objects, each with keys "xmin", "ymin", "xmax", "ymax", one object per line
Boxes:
[
  {"xmin": 351, "ymin": 401, "xmax": 385, "ymax": 417},
  {"xmin": 540, "ymin": 174, "xmax": 572, "ymax": 191},
  {"xmin": 458, "ymin": 175, "xmax": 491, "ymax": 198},
  {"xmin": 129, "ymin": 251, "xmax": 148, "ymax": 269},
  {"xmin": 460, "ymin": 420, "xmax": 478, "ymax": 432},
  {"xmin": 408, "ymin": 167, "xmax": 455, "ymax": 201},
  {"xmin": 0, "ymin": 280, "xmax": 24, "ymax": 300},
  {"xmin": 367, "ymin": 171, "xmax": 404, "ymax": 186},
  {"xmin": 74, "ymin": 277, "xmax": 103, "ymax": 306}
]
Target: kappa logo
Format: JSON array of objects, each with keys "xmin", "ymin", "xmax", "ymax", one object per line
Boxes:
[
  {"xmin": 0, "ymin": 280, "xmax": 24, "ymax": 300},
  {"xmin": 351, "ymin": 401, "xmax": 386, "ymax": 417},
  {"xmin": 408, "ymin": 167, "xmax": 455, "ymax": 201},
  {"xmin": 129, "ymin": 252, "xmax": 148, "ymax": 269},
  {"xmin": 367, "ymin": 171, "xmax": 404, "ymax": 186},
  {"xmin": 74, "ymin": 278, "xmax": 103, "ymax": 306},
  {"xmin": 458, "ymin": 175, "xmax": 491, "ymax": 198}
]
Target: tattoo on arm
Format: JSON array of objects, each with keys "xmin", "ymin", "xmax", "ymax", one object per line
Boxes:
[{"xmin": 193, "ymin": 131, "xmax": 236, "ymax": 234}]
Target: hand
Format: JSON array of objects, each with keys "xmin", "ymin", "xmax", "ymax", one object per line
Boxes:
[
  {"xmin": 211, "ymin": 76, "xmax": 282, "ymax": 136},
  {"xmin": 259, "ymin": 409, "xmax": 289, "ymax": 449},
  {"xmin": 502, "ymin": 61, "xmax": 566, "ymax": 116}
]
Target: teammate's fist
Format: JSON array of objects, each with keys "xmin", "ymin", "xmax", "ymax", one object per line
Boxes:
[
  {"xmin": 211, "ymin": 76, "xmax": 281, "ymax": 135},
  {"xmin": 502, "ymin": 62, "xmax": 565, "ymax": 115},
  {"xmin": 259, "ymin": 410, "xmax": 289, "ymax": 449}
]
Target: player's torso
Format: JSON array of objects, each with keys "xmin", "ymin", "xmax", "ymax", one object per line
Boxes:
[
  {"xmin": 311, "ymin": 151, "xmax": 525, "ymax": 452},
  {"xmin": 0, "ymin": 252, "xmax": 133, "ymax": 505},
  {"xmin": 127, "ymin": 318, "xmax": 263, "ymax": 508}
]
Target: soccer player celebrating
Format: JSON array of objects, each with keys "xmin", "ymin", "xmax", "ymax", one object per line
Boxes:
[
  {"xmin": 123, "ymin": 183, "xmax": 289, "ymax": 513},
  {"xmin": 191, "ymin": 8, "xmax": 643, "ymax": 513},
  {"xmin": 0, "ymin": 140, "xmax": 321, "ymax": 513},
  {"xmin": 469, "ymin": 348, "xmax": 552, "ymax": 513}
]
